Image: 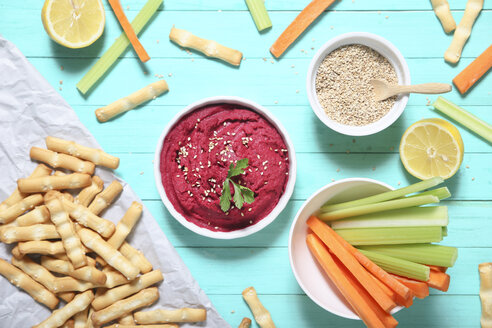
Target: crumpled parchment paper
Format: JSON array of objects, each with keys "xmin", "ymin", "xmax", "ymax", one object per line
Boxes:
[{"xmin": 0, "ymin": 36, "xmax": 229, "ymax": 328}]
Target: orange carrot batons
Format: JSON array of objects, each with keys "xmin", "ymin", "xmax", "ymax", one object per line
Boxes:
[
  {"xmin": 390, "ymin": 274, "xmax": 430, "ymax": 299},
  {"xmin": 334, "ymin": 257, "xmax": 398, "ymax": 328},
  {"xmin": 428, "ymin": 265, "xmax": 448, "ymax": 273},
  {"xmin": 307, "ymin": 216, "xmax": 397, "ymax": 312},
  {"xmin": 453, "ymin": 44, "xmax": 492, "ymax": 94},
  {"xmin": 270, "ymin": 0, "xmax": 336, "ymax": 58},
  {"xmin": 108, "ymin": 0, "xmax": 150, "ymax": 63},
  {"xmin": 306, "ymin": 234, "xmax": 386, "ymax": 328},
  {"xmin": 427, "ymin": 270, "xmax": 451, "ymax": 292}
]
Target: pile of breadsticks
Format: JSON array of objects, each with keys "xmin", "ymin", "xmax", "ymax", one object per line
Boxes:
[{"xmin": 0, "ymin": 136, "xmax": 206, "ymax": 327}]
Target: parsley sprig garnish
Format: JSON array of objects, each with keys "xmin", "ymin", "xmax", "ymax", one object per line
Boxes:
[{"xmin": 220, "ymin": 158, "xmax": 255, "ymax": 212}]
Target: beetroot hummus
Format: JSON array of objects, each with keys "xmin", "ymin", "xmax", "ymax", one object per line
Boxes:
[{"xmin": 160, "ymin": 103, "xmax": 290, "ymax": 232}]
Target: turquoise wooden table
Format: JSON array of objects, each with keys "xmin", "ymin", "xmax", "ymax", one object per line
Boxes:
[{"xmin": 1, "ymin": 1, "xmax": 491, "ymax": 326}]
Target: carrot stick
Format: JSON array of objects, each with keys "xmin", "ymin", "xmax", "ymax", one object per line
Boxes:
[
  {"xmin": 371, "ymin": 274, "xmax": 413, "ymax": 308},
  {"xmin": 390, "ymin": 274, "xmax": 429, "ymax": 299},
  {"xmin": 453, "ymin": 44, "xmax": 492, "ymax": 94},
  {"xmin": 306, "ymin": 234, "xmax": 386, "ymax": 328},
  {"xmin": 270, "ymin": 0, "xmax": 336, "ymax": 58},
  {"xmin": 334, "ymin": 257, "xmax": 398, "ymax": 328},
  {"xmin": 307, "ymin": 216, "xmax": 397, "ymax": 313},
  {"xmin": 427, "ymin": 270, "xmax": 451, "ymax": 292},
  {"xmin": 108, "ymin": 0, "xmax": 150, "ymax": 63},
  {"xmin": 428, "ymin": 265, "xmax": 448, "ymax": 273}
]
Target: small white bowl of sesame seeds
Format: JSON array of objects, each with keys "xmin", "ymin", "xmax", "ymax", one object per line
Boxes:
[
  {"xmin": 307, "ymin": 32, "xmax": 411, "ymax": 136},
  {"xmin": 154, "ymin": 96, "xmax": 296, "ymax": 239}
]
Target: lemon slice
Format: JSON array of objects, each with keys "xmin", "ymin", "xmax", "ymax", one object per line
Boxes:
[
  {"xmin": 42, "ymin": 0, "xmax": 105, "ymax": 49},
  {"xmin": 400, "ymin": 118, "xmax": 464, "ymax": 180}
]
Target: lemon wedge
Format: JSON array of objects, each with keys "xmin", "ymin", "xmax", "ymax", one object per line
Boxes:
[
  {"xmin": 400, "ymin": 118, "xmax": 464, "ymax": 180},
  {"xmin": 42, "ymin": 0, "xmax": 105, "ymax": 49}
]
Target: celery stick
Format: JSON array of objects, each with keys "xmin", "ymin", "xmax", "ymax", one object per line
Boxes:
[
  {"xmin": 358, "ymin": 249, "xmax": 430, "ymax": 281},
  {"xmin": 76, "ymin": 0, "xmax": 162, "ymax": 94},
  {"xmin": 330, "ymin": 206, "xmax": 448, "ymax": 229},
  {"xmin": 358, "ymin": 244, "xmax": 458, "ymax": 267},
  {"xmin": 333, "ymin": 226, "xmax": 443, "ymax": 245},
  {"xmin": 245, "ymin": 0, "xmax": 272, "ymax": 31},
  {"xmin": 433, "ymin": 96, "xmax": 492, "ymax": 144},
  {"xmin": 320, "ymin": 177, "xmax": 444, "ymax": 212},
  {"xmin": 404, "ymin": 187, "xmax": 451, "ymax": 201},
  {"xmin": 319, "ymin": 195, "xmax": 439, "ymax": 221}
]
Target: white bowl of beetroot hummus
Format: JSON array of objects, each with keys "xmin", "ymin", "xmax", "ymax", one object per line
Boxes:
[
  {"xmin": 154, "ymin": 96, "xmax": 296, "ymax": 239},
  {"xmin": 288, "ymin": 178, "xmax": 403, "ymax": 319}
]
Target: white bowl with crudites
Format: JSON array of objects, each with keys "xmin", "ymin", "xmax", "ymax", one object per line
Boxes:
[{"xmin": 307, "ymin": 32, "xmax": 411, "ymax": 136}]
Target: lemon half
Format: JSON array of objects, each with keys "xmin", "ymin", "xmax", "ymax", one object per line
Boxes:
[
  {"xmin": 42, "ymin": 0, "xmax": 105, "ymax": 49},
  {"xmin": 400, "ymin": 118, "xmax": 464, "ymax": 180}
]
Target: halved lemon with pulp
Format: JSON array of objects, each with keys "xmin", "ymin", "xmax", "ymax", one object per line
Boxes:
[
  {"xmin": 400, "ymin": 118, "xmax": 464, "ymax": 180},
  {"xmin": 42, "ymin": 0, "xmax": 105, "ymax": 49}
]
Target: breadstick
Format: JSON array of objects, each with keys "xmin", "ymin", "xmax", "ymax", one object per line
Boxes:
[
  {"xmin": 118, "ymin": 313, "xmax": 135, "ymax": 325},
  {"xmin": 18, "ymin": 173, "xmax": 92, "ymax": 193},
  {"xmin": 169, "ymin": 27, "xmax": 243, "ymax": 66},
  {"xmin": 0, "ymin": 164, "xmax": 52, "ymax": 212},
  {"xmin": 30, "ymin": 147, "xmax": 95, "ymax": 175},
  {"xmin": 95, "ymin": 201, "xmax": 142, "ymax": 267},
  {"xmin": 74, "ymin": 306, "xmax": 89, "ymax": 328},
  {"xmin": 61, "ymin": 319, "xmax": 75, "ymax": 328},
  {"xmin": 0, "ymin": 258, "xmax": 59, "ymax": 309},
  {"xmin": 75, "ymin": 176, "xmax": 104, "ymax": 206},
  {"xmin": 120, "ymin": 242, "xmax": 153, "ymax": 274},
  {"xmin": 46, "ymin": 136, "xmax": 120, "ymax": 169},
  {"xmin": 40, "ymin": 256, "xmax": 107, "ymax": 285},
  {"xmin": 1, "ymin": 206, "xmax": 51, "ymax": 236},
  {"xmin": 0, "ymin": 224, "xmax": 60, "ymax": 244},
  {"xmin": 92, "ymin": 270, "xmax": 164, "ymax": 310},
  {"xmin": 0, "ymin": 194, "xmax": 44, "ymax": 224},
  {"xmin": 480, "ymin": 262, "xmax": 492, "ymax": 328},
  {"xmin": 108, "ymin": 201, "xmax": 143, "ymax": 248},
  {"xmin": 58, "ymin": 291, "xmax": 76, "ymax": 303},
  {"xmin": 95, "ymin": 80, "xmax": 169, "ymax": 123},
  {"xmin": 61, "ymin": 198, "xmax": 115, "ymax": 238},
  {"xmin": 34, "ymin": 290, "xmax": 94, "ymax": 328},
  {"xmin": 431, "ymin": 0, "xmax": 456, "ymax": 33},
  {"xmin": 88, "ymin": 180, "xmax": 123, "ymax": 215},
  {"xmin": 11, "ymin": 256, "xmax": 58, "ymax": 291},
  {"xmin": 51, "ymin": 276, "xmax": 95, "ymax": 293},
  {"xmin": 105, "ymin": 325, "xmax": 178, "ymax": 328},
  {"xmin": 86, "ymin": 307, "xmax": 96, "ymax": 328},
  {"xmin": 102, "ymin": 265, "xmax": 131, "ymax": 288},
  {"xmin": 444, "ymin": 0, "xmax": 483, "ymax": 63},
  {"xmin": 242, "ymin": 287, "xmax": 275, "ymax": 328},
  {"xmin": 16, "ymin": 205, "xmax": 51, "ymax": 226},
  {"xmin": 134, "ymin": 308, "xmax": 207, "ymax": 324},
  {"xmin": 46, "ymin": 198, "xmax": 87, "ymax": 268},
  {"xmin": 78, "ymin": 228, "xmax": 139, "ymax": 280},
  {"xmin": 44, "ymin": 190, "xmax": 73, "ymax": 203},
  {"xmin": 11, "ymin": 245, "xmax": 23, "ymax": 259},
  {"xmin": 18, "ymin": 241, "xmax": 65, "ymax": 256},
  {"xmin": 239, "ymin": 317, "xmax": 252, "ymax": 328},
  {"xmin": 91, "ymin": 287, "xmax": 159, "ymax": 326}
]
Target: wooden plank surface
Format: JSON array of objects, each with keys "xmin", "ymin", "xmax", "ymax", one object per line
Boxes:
[{"xmin": 0, "ymin": 0, "xmax": 491, "ymax": 327}]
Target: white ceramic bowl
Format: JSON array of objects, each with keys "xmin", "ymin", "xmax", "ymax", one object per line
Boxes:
[
  {"xmin": 288, "ymin": 178, "xmax": 403, "ymax": 319},
  {"xmin": 154, "ymin": 96, "xmax": 296, "ymax": 239},
  {"xmin": 306, "ymin": 32, "xmax": 411, "ymax": 136}
]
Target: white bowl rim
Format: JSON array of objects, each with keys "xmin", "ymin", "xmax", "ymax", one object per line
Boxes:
[
  {"xmin": 306, "ymin": 32, "xmax": 411, "ymax": 136},
  {"xmin": 153, "ymin": 96, "xmax": 297, "ymax": 239},
  {"xmin": 288, "ymin": 177, "xmax": 396, "ymax": 319}
]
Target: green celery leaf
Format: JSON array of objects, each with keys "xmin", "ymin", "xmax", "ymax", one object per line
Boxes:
[
  {"xmin": 240, "ymin": 185, "xmax": 255, "ymax": 204},
  {"xmin": 228, "ymin": 158, "xmax": 249, "ymax": 178}
]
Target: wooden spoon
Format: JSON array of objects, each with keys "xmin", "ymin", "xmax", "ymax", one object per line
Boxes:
[{"xmin": 370, "ymin": 80, "xmax": 452, "ymax": 101}]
